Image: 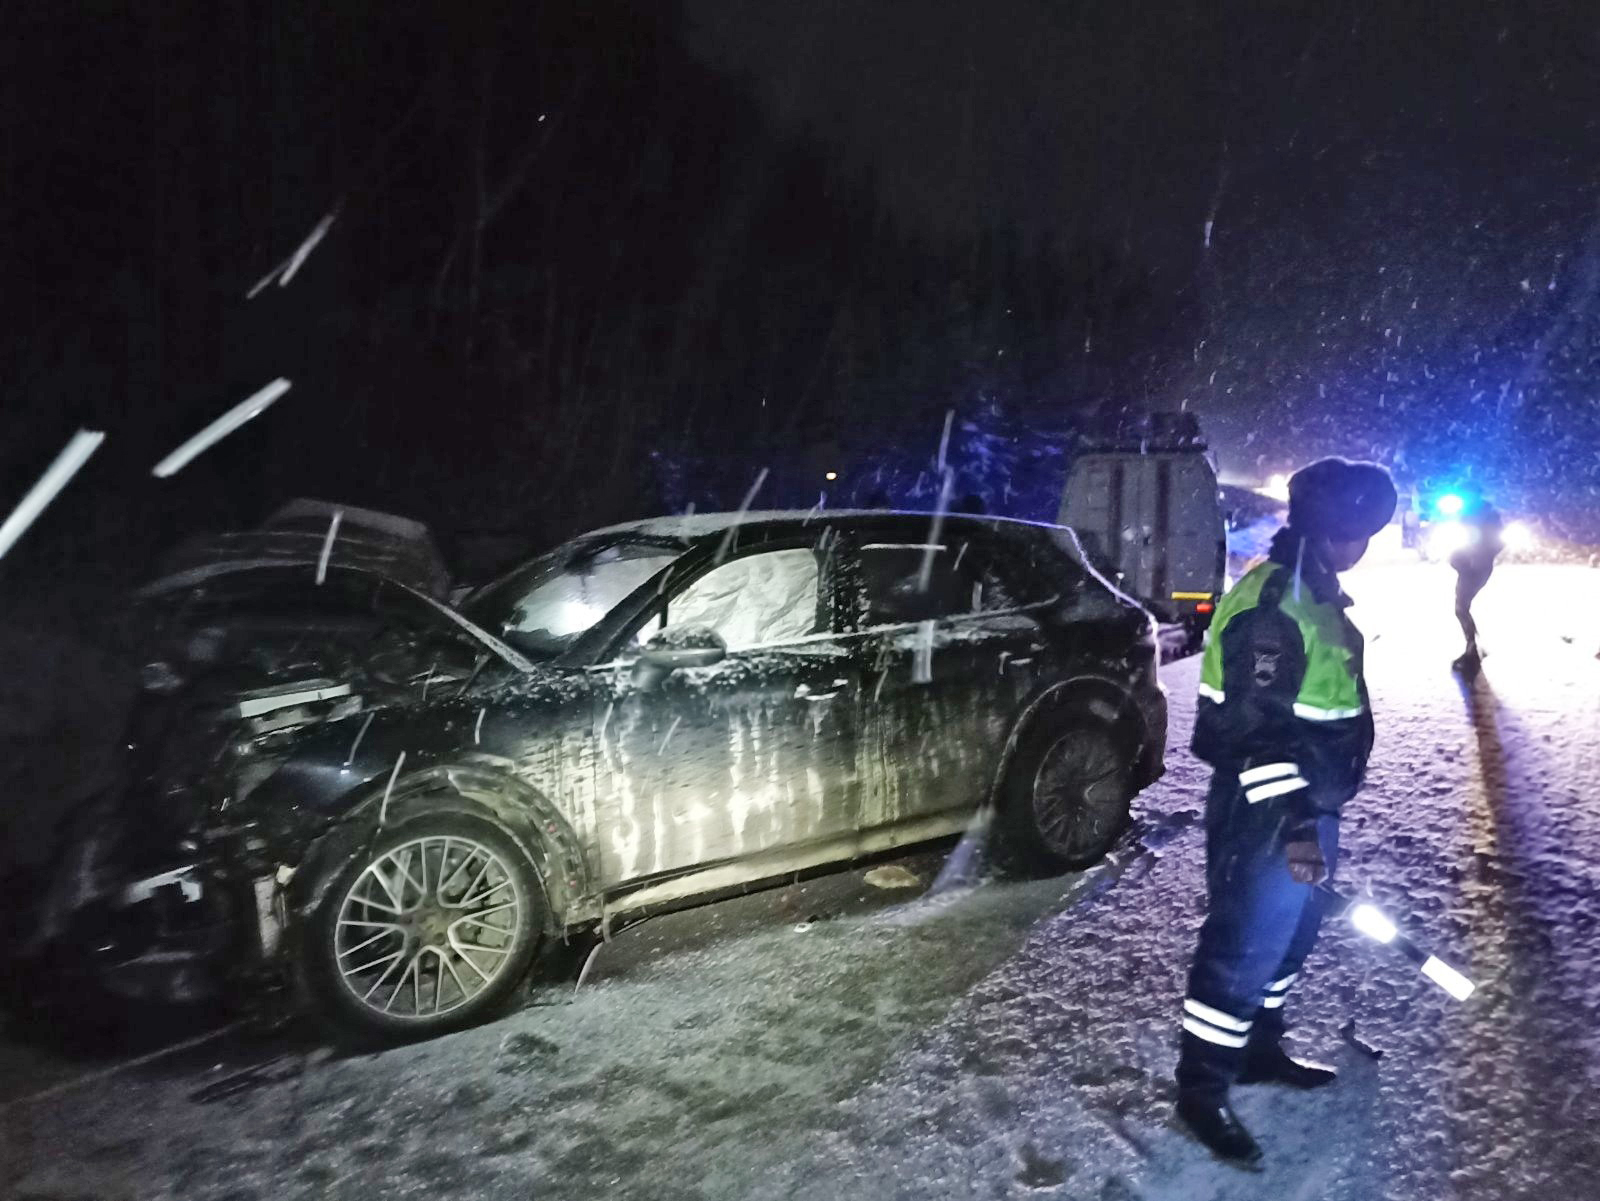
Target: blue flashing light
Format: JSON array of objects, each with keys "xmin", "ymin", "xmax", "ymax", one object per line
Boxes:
[{"xmin": 1436, "ymin": 493, "xmax": 1465, "ymax": 517}]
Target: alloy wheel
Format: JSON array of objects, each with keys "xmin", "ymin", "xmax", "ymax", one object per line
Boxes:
[
  {"xmin": 1030, "ymin": 728, "xmax": 1128, "ymax": 861},
  {"xmin": 333, "ymin": 835, "xmax": 525, "ymax": 1022}
]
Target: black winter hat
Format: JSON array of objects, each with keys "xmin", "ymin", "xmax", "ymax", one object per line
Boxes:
[{"xmin": 1287, "ymin": 458, "xmax": 1397, "ymax": 541}]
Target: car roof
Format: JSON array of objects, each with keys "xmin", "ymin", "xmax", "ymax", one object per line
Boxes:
[
  {"xmin": 583, "ymin": 509, "xmax": 1065, "ymax": 544},
  {"xmin": 550, "ymin": 510, "xmax": 1139, "ymax": 667},
  {"xmin": 571, "ymin": 510, "xmax": 1138, "ymax": 616}
]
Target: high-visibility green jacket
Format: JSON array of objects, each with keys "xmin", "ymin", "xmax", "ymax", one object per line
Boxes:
[{"xmin": 1191, "ymin": 549, "xmax": 1374, "ymax": 823}]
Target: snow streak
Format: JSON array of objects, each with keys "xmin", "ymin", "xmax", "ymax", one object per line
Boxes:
[
  {"xmin": 343, "ymin": 711, "xmax": 376, "ymax": 766},
  {"xmin": 0, "ymin": 429, "xmax": 104, "ymax": 563},
  {"xmin": 151, "ymin": 379, "xmax": 291, "ymax": 478},
  {"xmin": 247, "ymin": 210, "xmax": 338, "ymax": 297},
  {"xmin": 927, "ymin": 810, "xmax": 990, "ymax": 896},
  {"xmin": 314, "ymin": 508, "xmax": 343, "ymax": 585},
  {"xmin": 714, "ymin": 468, "xmax": 769, "ymax": 564},
  {"xmin": 916, "ymin": 468, "xmax": 955, "ymax": 591},
  {"xmin": 661, "ymin": 504, "xmax": 697, "ymax": 594},
  {"xmin": 573, "ymin": 941, "xmax": 604, "ymax": 995},
  {"xmin": 246, "ymin": 265, "xmax": 283, "ymax": 301},
  {"xmin": 659, "ymin": 715, "xmax": 682, "ymax": 754},
  {"xmin": 277, "ymin": 212, "xmax": 337, "ymax": 286},
  {"xmin": 378, "ymin": 751, "xmax": 406, "ymax": 826}
]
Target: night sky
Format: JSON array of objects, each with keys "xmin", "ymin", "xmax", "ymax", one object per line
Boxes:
[
  {"xmin": 4, "ymin": 0, "xmax": 1600, "ymax": 605},
  {"xmin": 689, "ymin": 0, "xmax": 1600, "ymax": 482}
]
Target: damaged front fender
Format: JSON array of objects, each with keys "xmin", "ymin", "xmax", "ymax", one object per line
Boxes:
[{"xmin": 278, "ymin": 761, "xmax": 594, "ymax": 939}]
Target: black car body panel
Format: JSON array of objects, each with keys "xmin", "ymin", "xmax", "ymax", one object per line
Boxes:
[{"xmin": 50, "ymin": 510, "xmax": 1167, "ymax": 1011}]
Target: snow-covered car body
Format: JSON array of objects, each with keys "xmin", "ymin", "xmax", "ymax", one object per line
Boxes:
[{"xmin": 80, "ymin": 510, "xmax": 1167, "ymax": 1032}]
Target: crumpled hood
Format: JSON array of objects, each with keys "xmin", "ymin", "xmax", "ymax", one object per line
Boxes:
[{"xmin": 140, "ymin": 498, "xmax": 451, "ymax": 601}]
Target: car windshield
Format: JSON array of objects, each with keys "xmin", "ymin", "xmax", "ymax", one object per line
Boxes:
[{"xmin": 464, "ymin": 537, "xmax": 683, "ymax": 657}]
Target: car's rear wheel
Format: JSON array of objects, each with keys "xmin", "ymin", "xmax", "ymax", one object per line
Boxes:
[
  {"xmin": 300, "ymin": 812, "xmax": 544, "ymax": 1040},
  {"xmin": 1000, "ymin": 719, "xmax": 1135, "ymax": 874}
]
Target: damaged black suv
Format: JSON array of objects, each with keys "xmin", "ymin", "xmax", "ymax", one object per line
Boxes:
[{"xmin": 42, "ymin": 503, "xmax": 1166, "ymax": 1040}]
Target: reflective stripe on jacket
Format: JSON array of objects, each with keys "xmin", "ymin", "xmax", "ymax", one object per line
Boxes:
[{"xmin": 1191, "ymin": 557, "xmax": 1374, "ymax": 818}]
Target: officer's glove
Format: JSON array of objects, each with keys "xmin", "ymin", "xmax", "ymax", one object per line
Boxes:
[{"xmin": 1284, "ymin": 835, "xmax": 1327, "ymax": 885}]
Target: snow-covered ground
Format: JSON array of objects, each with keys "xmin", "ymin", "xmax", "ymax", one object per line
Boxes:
[{"xmin": 5, "ymin": 548, "xmax": 1600, "ymax": 1200}]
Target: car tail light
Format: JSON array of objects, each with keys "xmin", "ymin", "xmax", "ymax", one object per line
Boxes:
[{"xmin": 1196, "ymin": 602, "xmax": 1215, "ymax": 614}]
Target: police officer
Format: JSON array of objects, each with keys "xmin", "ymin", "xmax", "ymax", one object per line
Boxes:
[{"xmin": 1176, "ymin": 457, "xmax": 1396, "ymax": 1166}]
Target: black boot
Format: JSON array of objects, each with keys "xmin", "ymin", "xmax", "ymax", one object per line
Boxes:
[
  {"xmin": 1238, "ymin": 1040, "xmax": 1337, "ymax": 1088},
  {"xmin": 1175, "ymin": 1092, "xmax": 1264, "ymax": 1168}
]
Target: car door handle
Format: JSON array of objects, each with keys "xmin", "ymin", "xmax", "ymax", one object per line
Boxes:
[
  {"xmin": 998, "ymin": 651, "xmax": 1041, "ymax": 675},
  {"xmin": 794, "ymin": 683, "xmax": 841, "ymax": 700},
  {"xmin": 795, "ymin": 679, "xmax": 850, "ymax": 701}
]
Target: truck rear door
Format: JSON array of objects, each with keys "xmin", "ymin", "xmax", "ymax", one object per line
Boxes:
[{"xmin": 1160, "ymin": 457, "xmax": 1224, "ymax": 618}]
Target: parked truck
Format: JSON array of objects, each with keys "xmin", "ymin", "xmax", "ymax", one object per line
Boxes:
[{"xmin": 1058, "ymin": 413, "xmax": 1227, "ymax": 640}]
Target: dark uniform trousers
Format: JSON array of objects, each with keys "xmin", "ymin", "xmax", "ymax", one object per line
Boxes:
[{"xmin": 1176, "ymin": 772, "xmax": 1341, "ymax": 1099}]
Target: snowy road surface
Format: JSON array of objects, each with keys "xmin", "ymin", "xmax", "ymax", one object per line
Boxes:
[{"xmin": 5, "ymin": 551, "xmax": 1600, "ymax": 1200}]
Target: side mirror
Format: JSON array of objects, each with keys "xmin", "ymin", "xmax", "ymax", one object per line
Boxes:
[{"xmin": 634, "ymin": 625, "xmax": 727, "ymax": 689}]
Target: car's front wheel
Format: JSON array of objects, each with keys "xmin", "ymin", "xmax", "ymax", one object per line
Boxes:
[
  {"xmin": 300, "ymin": 812, "xmax": 544, "ymax": 1040},
  {"xmin": 1000, "ymin": 719, "xmax": 1135, "ymax": 874}
]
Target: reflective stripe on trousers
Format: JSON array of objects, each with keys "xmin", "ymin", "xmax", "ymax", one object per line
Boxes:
[{"xmin": 1177, "ymin": 774, "xmax": 1338, "ymax": 1098}]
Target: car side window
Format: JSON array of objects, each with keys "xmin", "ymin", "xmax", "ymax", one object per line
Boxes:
[
  {"xmin": 857, "ymin": 540, "xmax": 1047, "ymax": 625},
  {"xmin": 653, "ymin": 547, "xmax": 822, "ymax": 651},
  {"xmin": 857, "ymin": 537, "xmax": 1056, "ymax": 630},
  {"xmin": 858, "ymin": 544, "xmax": 985, "ymax": 624}
]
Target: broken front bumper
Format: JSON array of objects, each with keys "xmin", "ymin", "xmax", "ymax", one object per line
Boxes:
[
  {"xmin": 86, "ymin": 844, "xmax": 294, "ymax": 1007},
  {"xmin": 73, "ymin": 862, "xmax": 237, "ymax": 1005}
]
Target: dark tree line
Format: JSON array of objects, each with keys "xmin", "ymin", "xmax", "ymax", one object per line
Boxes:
[{"xmin": 2, "ymin": 0, "xmax": 1187, "ymax": 602}]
